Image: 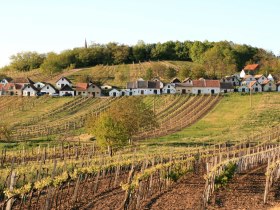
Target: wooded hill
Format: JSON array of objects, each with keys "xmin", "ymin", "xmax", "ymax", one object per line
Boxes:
[{"xmin": 1, "ymin": 40, "xmax": 280, "ymax": 80}]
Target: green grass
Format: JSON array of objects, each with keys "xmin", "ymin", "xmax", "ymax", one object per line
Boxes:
[{"xmin": 140, "ymin": 92, "xmax": 280, "ymax": 148}]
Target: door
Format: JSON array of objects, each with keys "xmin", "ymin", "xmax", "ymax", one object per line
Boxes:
[
  {"xmin": 182, "ymin": 89, "xmax": 186, "ymax": 94},
  {"xmin": 211, "ymin": 89, "xmax": 215, "ymax": 94},
  {"xmin": 92, "ymin": 92, "xmax": 95, "ymax": 97},
  {"xmin": 198, "ymin": 90, "xmax": 201, "ymax": 94},
  {"xmin": 141, "ymin": 90, "xmax": 144, "ymax": 95},
  {"xmin": 113, "ymin": 92, "xmax": 116, "ymax": 97},
  {"xmin": 27, "ymin": 92, "xmax": 30, "ymax": 96},
  {"xmin": 167, "ymin": 89, "xmax": 170, "ymax": 94},
  {"xmin": 255, "ymin": 88, "xmax": 258, "ymax": 92},
  {"xmin": 224, "ymin": 90, "xmax": 227, "ymax": 93},
  {"xmin": 154, "ymin": 90, "xmax": 157, "ymax": 94}
]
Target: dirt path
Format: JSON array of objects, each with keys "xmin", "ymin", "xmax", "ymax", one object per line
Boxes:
[
  {"xmin": 208, "ymin": 165, "xmax": 280, "ymax": 210},
  {"xmin": 144, "ymin": 174, "xmax": 205, "ymax": 210}
]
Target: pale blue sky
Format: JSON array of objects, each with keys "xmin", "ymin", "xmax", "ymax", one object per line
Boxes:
[{"xmin": 0, "ymin": 0, "xmax": 279, "ymax": 67}]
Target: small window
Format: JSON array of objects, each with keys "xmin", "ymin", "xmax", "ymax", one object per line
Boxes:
[{"xmin": 47, "ymin": 86, "xmax": 49, "ymax": 89}]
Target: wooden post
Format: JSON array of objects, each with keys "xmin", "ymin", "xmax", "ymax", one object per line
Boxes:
[{"xmin": 6, "ymin": 171, "xmax": 16, "ymax": 210}]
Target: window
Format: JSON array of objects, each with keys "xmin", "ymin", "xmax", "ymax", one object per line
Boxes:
[
  {"xmin": 168, "ymin": 85, "xmax": 170, "ymax": 88},
  {"xmin": 47, "ymin": 86, "xmax": 49, "ymax": 89}
]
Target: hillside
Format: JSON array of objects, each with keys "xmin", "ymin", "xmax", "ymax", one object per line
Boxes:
[{"xmin": 2, "ymin": 61, "xmax": 202, "ymax": 87}]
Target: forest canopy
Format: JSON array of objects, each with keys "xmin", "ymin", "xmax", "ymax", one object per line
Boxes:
[{"xmin": 2, "ymin": 40, "xmax": 280, "ymax": 79}]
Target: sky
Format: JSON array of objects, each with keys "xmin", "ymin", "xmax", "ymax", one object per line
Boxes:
[{"xmin": 0, "ymin": 0, "xmax": 280, "ymax": 67}]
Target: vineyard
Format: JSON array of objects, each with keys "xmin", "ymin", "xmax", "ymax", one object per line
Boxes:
[
  {"xmin": 0, "ymin": 94, "xmax": 221, "ymax": 141},
  {"xmin": 0, "ymin": 91, "xmax": 279, "ymax": 209},
  {"xmin": 0, "ymin": 125, "xmax": 279, "ymax": 209}
]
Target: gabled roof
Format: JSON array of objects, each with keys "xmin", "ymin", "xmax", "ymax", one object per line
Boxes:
[
  {"xmin": 60, "ymin": 84, "xmax": 74, "ymax": 91},
  {"xmin": 220, "ymin": 82, "xmax": 234, "ymax": 89},
  {"xmin": 254, "ymin": 74, "xmax": 265, "ymax": 79},
  {"xmin": 262, "ymin": 80, "xmax": 273, "ymax": 85},
  {"xmin": 75, "ymin": 83, "xmax": 88, "ymax": 91},
  {"xmin": 88, "ymin": 83, "xmax": 101, "ymax": 90},
  {"xmin": 1, "ymin": 78, "xmax": 12, "ymax": 82},
  {"xmin": 56, "ymin": 76, "xmax": 72, "ymax": 84},
  {"xmin": 127, "ymin": 80, "xmax": 161, "ymax": 89},
  {"xmin": 42, "ymin": 83, "xmax": 58, "ymax": 91},
  {"xmin": 22, "ymin": 83, "xmax": 39, "ymax": 91},
  {"xmin": 170, "ymin": 77, "xmax": 181, "ymax": 83},
  {"xmin": 192, "ymin": 79, "xmax": 220, "ymax": 88},
  {"xmin": 244, "ymin": 64, "xmax": 259, "ymax": 71},
  {"xmin": 182, "ymin": 77, "xmax": 192, "ymax": 83}
]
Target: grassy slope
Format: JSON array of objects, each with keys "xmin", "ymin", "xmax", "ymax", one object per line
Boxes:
[
  {"xmin": 141, "ymin": 92, "xmax": 280, "ymax": 147},
  {"xmin": 2, "ymin": 61, "xmax": 197, "ymax": 87}
]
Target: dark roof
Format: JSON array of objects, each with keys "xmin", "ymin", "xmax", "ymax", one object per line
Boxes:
[
  {"xmin": 56, "ymin": 76, "xmax": 72, "ymax": 84},
  {"xmin": 23, "ymin": 83, "xmax": 39, "ymax": 91},
  {"xmin": 220, "ymin": 82, "xmax": 234, "ymax": 89},
  {"xmin": 60, "ymin": 84, "xmax": 74, "ymax": 91},
  {"xmin": 170, "ymin": 77, "xmax": 181, "ymax": 83},
  {"xmin": 182, "ymin": 78, "xmax": 191, "ymax": 83},
  {"xmin": 127, "ymin": 80, "xmax": 161, "ymax": 89}
]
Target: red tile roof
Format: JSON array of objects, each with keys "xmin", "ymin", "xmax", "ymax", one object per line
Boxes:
[
  {"xmin": 76, "ymin": 83, "xmax": 88, "ymax": 91},
  {"xmin": 262, "ymin": 80, "xmax": 271, "ymax": 85},
  {"xmin": 192, "ymin": 79, "xmax": 220, "ymax": 88},
  {"xmin": 244, "ymin": 64, "xmax": 259, "ymax": 71}
]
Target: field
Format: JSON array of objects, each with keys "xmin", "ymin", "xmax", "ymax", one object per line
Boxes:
[{"xmin": 0, "ymin": 63, "xmax": 280, "ymax": 209}]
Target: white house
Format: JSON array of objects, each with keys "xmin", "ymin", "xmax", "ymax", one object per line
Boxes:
[
  {"xmin": 175, "ymin": 83, "xmax": 193, "ymax": 94},
  {"xmin": 220, "ymin": 82, "xmax": 234, "ymax": 93},
  {"xmin": 162, "ymin": 84, "xmax": 176, "ymax": 94},
  {"xmin": 76, "ymin": 83, "xmax": 101, "ymax": 97},
  {"xmin": 267, "ymin": 74, "xmax": 274, "ymax": 81},
  {"xmin": 34, "ymin": 82, "xmax": 46, "ymax": 90},
  {"xmin": 109, "ymin": 89, "xmax": 121, "ymax": 97},
  {"xmin": 238, "ymin": 81, "xmax": 262, "ymax": 93},
  {"xmin": 152, "ymin": 78, "xmax": 164, "ymax": 88},
  {"xmin": 192, "ymin": 79, "xmax": 220, "ymax": 94},
  {"xmin": 22, "ymin": 84, "xmax": 38, "ymax": 96},
  {"xmin": 59, "ymin": 84, "xmax": 75, "ymax": 96},
  {"xmin": 125, "ymin": 79, "xmax": 161, "ymax": 96},
  {"xmin": 262, "ymin": 80, "xmax": 276, "ymax": 92},
  {"xmin": 238, "ymin": 84, "xmax": 250, "ymax": 93},
  {"xmin": 241, "ymin": 75, "xmax": 256, "ymax": 86},
  {"xmin": 40, "ymin": 83, "xmax": 58, "ymax": 95},
  {"xmin": 254, "ymin": 75, "xmax": 267, "ymax": 85},
  {"xmin": 220, "ymin": 75, "xmax": 240, "ymax": 86},
  {"xmin": 56, "ymin": 77, "xmax": 72, "ymax": 89}
]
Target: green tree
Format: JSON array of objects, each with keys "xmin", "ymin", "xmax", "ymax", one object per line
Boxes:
[
  {"xmin": 179, "ymin": 65, "xmax": 191, "ymax": 79},
  {"xmin": 86, "ymin": 97, "xmax": 157, "ymax": 155},
  {"xmin": 89, "ymin": 112, "xmax": 129, "ymax": 156},
  {"xmin": 10, "ymin": 52, "xmax": 45, "ymax": 71}
]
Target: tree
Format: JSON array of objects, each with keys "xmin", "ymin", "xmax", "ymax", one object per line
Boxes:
[
  {"xmin": 179, "ymin": 65, "xmax": 191, "ymax": 79},
  {"xmin": 86, "ymin": 97, "xmax": 157, "ymax": 155},
  {"xmin": 88, "ymin": 112, "xmax": 129, "ymax": 156},
  {"xmin": 10, "ymin": 52, "xmax": 45, "ymax": 71}
]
